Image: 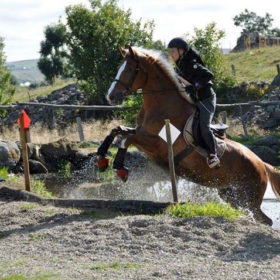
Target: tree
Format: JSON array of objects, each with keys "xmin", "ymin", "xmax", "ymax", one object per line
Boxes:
[
  {"xmin": 0, "ymin": 36, "xmax": 15, "ymax": 107},
  {"xmin": 65, "ymin": 0, "xmax": 162, "ymax": 104},
  {"xmin": 38, "ymin": 22, "xmax": 69, "ymax": 84},
  {"xmin": 233, "ymin": 9, "xmax": 274, "ymax": 35},
  {"xmin": 186, "ymin": 22, "xmax": 236, "ymax": 102}
]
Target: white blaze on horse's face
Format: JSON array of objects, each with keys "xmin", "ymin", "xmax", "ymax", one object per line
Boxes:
[{"xmin": 106, "ymin": 60, "xmax": 127, "ymax": 104}]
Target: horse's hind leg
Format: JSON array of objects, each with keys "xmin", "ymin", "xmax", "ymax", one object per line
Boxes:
[
  {"xmin": 219, "ymin": 179, "xmax": 272, "ymax": 226},
  {"xmin": 244, "ymin": 179, "xmax": 272, "ymax": 226}
]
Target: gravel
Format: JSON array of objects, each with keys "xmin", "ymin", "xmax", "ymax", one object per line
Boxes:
[{"xmin": 1, "ymin": 200, "xmax": 280, "ymax": 279}]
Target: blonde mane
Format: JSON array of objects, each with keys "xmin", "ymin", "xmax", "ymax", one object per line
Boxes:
[{"xmin": 132, "ymin": 47, "xmax": 182, "ymax": 90}]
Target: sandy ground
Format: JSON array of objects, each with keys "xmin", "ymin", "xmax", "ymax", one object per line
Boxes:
[{"xmin": 0, "ymin": 199, "xmax": 280, "ymax": 280}]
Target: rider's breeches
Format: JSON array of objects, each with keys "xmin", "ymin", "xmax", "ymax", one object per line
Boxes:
[{"xmin": 197, "ymin": 92, "xmax": 216, "ymax": 156}]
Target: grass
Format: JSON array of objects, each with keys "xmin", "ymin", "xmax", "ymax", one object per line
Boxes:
[
  {"xmin": 28, "ymin": 233, "xmax": 48, "ymax": 242},
  {"xmin": 0, "ymin": 167, "xmax": 9, "ymax": 180},
  {"xmin": 231, "ymin": 132, "xmax": 280, "ymax": 146},
  {"xmin": 20, "ymin": 203, "xmax": 38, "ymax": 211},
  {"xmin": 0, "ymin": 168, "xmax": 17, "ymax": 183},
  {"xmin": 57, "ymin": 160, "xmax": 72, "ymax": 178},
  {"xmin": 224, "ymin": 45, "xmax": 280, "ymax": 83},
  {"xmin": 31, "ymin": 179, "xmax": 54, "ymax": 198},
  {"xmin": 12, "ymin": 79, "xmax": 74, "ymax": 103},
  {"xmin": 0, "ymin": 273, "xmax": 60, "ymax": 280},
  {"xmin": 90, "ymin": 262, "xmax": 140, "ymax": 271},
  {"xmin": 168, "ymin": 202, "xmax": 244, "ymax": 221}
]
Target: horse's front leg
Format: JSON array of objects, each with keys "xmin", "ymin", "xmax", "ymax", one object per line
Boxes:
[
  {"xmin": 113, "ymin": 133, "xmax": 163, "ymax": 182},
  {"xmin": 97, "ymin": 125, "xmax": 135, "ymax": 171}
]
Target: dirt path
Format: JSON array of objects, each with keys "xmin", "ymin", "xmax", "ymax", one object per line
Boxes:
[{"xmin": 1, "ymin": 199, "xmax": 280, "ymax": 280}]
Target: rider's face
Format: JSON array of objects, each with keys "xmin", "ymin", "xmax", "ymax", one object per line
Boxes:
[
  {"xmin": 169, "ymin": 48, "xmax": 184, "ymax": 62},
  {"xmin": 169, "ymin": 47, "xmax": 180, "ymax": 62}
]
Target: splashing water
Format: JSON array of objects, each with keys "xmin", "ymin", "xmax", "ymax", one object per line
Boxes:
[{"xmin": 43, "ymin": 151, "xmax": 280, "ymax": 228}]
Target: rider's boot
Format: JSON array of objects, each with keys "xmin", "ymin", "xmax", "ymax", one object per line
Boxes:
[{"xmin": 207, "ymin": 154, "xmax": 220, "ymax": 169}]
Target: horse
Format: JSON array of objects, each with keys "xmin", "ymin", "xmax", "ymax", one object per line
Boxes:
[{"xmin": 97, "ymin": 45, "xmax": 280, "ymax": 225}]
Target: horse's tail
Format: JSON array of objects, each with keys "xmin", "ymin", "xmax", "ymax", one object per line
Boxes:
[{"xmin": 265, "ymin": 163, "xmax": 280, "ymax": 200}]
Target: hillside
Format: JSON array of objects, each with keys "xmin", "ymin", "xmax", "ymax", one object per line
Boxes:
[
  {"xmin": 6, "ymin": 46, "xmax": 280, "ymax": 92},
  {"xmin": 224, "ymin": 46, "xmax": 280, "ymax": 83},
  {"xmin": 7, "ymin": 59, "xmax": 44, "ymax": 83}
]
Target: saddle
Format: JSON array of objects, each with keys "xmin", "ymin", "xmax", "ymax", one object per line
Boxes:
[{"xmin": 183, "ymin": 110, "xmax": 227, "ymax": 159}]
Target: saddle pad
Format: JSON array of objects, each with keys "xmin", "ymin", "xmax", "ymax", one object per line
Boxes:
[{"xmin": 183, "ymin": 113, "xmax": 226, "ymax": 159}]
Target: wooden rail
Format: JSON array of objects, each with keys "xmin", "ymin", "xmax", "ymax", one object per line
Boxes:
[
  {"xmin": 217, "ymin": 100, "xmax": 280, "ymax": 108},
  {"xmin": 1, "ymin": 100, "xmax": 280, "ymax": 111},
  {"xmin": 0, "ymin": 186, "xmax": 172, "ymax": 213},
  {"xmin": 0, "ymin": 102, "xmax": 127, "ymax": 111}
]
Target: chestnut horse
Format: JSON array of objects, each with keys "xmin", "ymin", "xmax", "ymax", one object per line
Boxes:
[{"xmin": 98, "ymin": 45, "xmax": 280, "ymax": 225}]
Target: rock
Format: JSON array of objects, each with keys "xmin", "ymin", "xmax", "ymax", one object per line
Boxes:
[
  {"xmin": 262, "ymin": 119, "xmax": 279, "ymax": 129},
  {"xmin": 255, "ymin": 136, "xmax": 280, "ymax": 147},
  {"xmin": 0, "ymin": 140, "xmax": 21, "ymax": 167},
  {"xmin": 29, "ymin": 159, "xmax": 48, "ymax": 174},
  {"xmin": 40, "ymin": 139, "xmax": 78, "ymax": 162},
  {"xmin": 272, "ymin": 111, "xmax": 280, "ymax": 120},
  {"xmin": 251, "ymin": 146, "xmax": 280, "ymax": 165},
  {"xmin": 271, "ymin": 75, "xmax": 280, "ymax": 87}
]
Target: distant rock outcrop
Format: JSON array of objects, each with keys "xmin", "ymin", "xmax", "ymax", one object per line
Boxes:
[{"xmin": 232, "ymin": 32, "xmax": 280, "ymax": 52}]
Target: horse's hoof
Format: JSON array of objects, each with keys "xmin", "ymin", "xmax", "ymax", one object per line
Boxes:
[
  {"xmin": 117, "ymin": 167, "xmax": 129, "ymax": 182},
  {"xmin": 97, "ymin": 156, "xmax": 109, "ymax": 172}
]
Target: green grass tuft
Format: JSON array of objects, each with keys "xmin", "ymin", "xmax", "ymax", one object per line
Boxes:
[
  {"xmin": 0, "ymin": 275, "xmax": 26, "ymax": 280},
  {"xmin": 31, "ymin": 179, "xmax": 54, "ymax": 198},
  {"xmin": 90, "ymin": 262, "xmax": 139, "ymax": 270},
  {"xmin": 0, "ymin": 273, "xmax": 60, "ymax": 280},
  {"xmin": 0, "ymin": 167, "xmax": 9, "ymax": 179},
  {"xmin": 20, "ymin": 203, "xmax": 38, "ymax": 211},
  {"xmin": 168, "ymin": 202, "xmax": 244, "ymax": 221}
]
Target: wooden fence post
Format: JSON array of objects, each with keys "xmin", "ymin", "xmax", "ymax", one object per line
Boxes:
[
  {"xmin": 238, "ymin": 106, "xmax": 249, "ymax": 139},
  {"xmin": 26, "ymin": 128, "xmax": 31, "ymax": 143},
  {"xmin": 19, "ymin": 112, "xmax": 31, "ymax": 192},
  {"xmin": 231, "ymin": 65, "xmax": 236, "ymax": 76},
  {"xmin": 164, "ymin": 119, "xmax": 178, "ymax": 203},
  {"xmin": 221, "ymin": 111, "xmax": 227, "ymax": 124},
  {"xmin": 76, "ymin": 115, "xmax": 85, "ymax": 142}
]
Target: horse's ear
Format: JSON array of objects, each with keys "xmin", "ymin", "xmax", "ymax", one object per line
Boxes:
[
  {"xmin": 118, "ymin": 45, "xmax": 126, "ymax": 57},
  {"xmin": 128, "ymin": 45, "xmax": 136, "ymax": 57}
]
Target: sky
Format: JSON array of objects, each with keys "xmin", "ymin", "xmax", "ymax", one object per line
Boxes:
[{"xmin": 1, "ymin": 0, "xmax": 280, "ymax": 62}]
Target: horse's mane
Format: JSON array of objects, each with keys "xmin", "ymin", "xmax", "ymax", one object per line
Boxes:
[{"xmin": 132, "ymin": 47, "xmax": 182, "ymax": 90}]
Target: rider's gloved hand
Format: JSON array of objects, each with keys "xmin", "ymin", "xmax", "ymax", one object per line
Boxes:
[{"xmin": 185, "ymin": 85, "xmax": 197, "ymax": 102}]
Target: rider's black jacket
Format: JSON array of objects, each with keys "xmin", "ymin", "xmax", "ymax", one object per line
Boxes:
[{"xmin": 175, "ymin": 48, "xmax": 214, "ymax": 100}]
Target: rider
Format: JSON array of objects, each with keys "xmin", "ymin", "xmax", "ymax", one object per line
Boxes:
[{"xmin": 168, "ymin": 37, "xmax": 220, "ymax": 168}]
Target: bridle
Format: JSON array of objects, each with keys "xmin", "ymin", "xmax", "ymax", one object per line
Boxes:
[
  {"xmin": 113, "ymin": 54, "xmax": 185, "ymax": 95},
  {"xmin": 113, "ymin": 55, "xmax": 147, "ymax": 95}
]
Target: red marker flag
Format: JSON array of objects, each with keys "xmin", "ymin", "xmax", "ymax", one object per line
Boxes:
[{"xmin": 17, "ymin": 110, "xmax": 31, "ymax": 130}]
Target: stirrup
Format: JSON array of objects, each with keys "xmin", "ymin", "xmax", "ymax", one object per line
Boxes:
[{"xmin": 207, "ymin": 156, "xmax": 220, "ymax": 169}]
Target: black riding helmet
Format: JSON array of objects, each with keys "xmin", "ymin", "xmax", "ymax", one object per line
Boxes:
[{"xmin": 168, "ymin": 37, "xmax": 189, "ymax": 51}]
